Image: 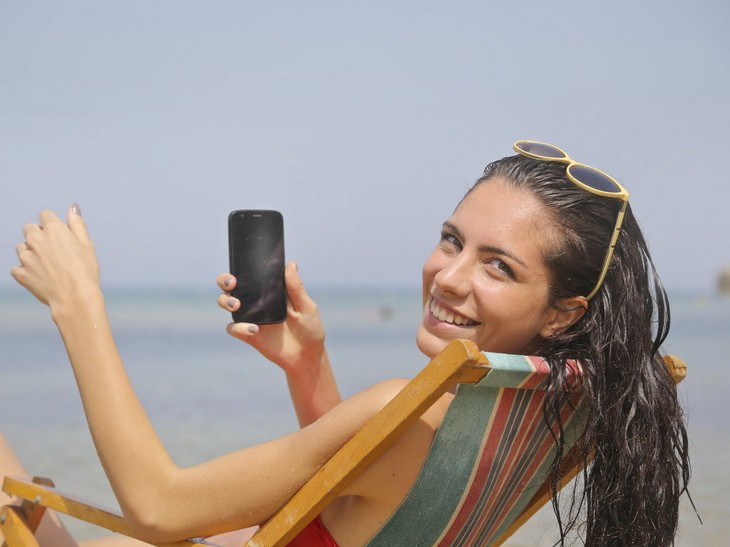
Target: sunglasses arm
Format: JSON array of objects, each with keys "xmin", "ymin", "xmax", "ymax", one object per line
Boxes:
[{"xmin": 586, "ymin": 200, "xmax": 628, "ymax": 300}]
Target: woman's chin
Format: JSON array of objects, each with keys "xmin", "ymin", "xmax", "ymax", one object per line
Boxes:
[{"xmin": 416, "ymin": 328, "xmax": 453, "ymax": 359}]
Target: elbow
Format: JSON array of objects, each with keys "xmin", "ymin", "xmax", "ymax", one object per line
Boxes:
[
  {"xmin": 123, "ymin": 504, "xmax": 182, "ymax": 544},
  {"xmin": 118, "ymin": 485, "xmax": 191, "ymax": 543}
]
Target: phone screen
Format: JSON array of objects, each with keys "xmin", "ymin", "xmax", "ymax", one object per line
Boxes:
[{"xmin": 228, "ymin": 210, "xmax": 287, "ymax": 324}]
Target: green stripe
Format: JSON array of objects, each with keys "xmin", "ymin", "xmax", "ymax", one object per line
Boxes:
[{"xmin": 366, "ymin": 380, "xmax": 498, "ymax": 546}]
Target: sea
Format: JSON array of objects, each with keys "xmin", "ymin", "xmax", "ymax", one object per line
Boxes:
[{"xmin": 1, "ymin": 287, "xmax": 728, "ymax": 545}]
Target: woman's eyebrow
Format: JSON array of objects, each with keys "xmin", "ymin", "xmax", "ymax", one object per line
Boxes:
[
  {"xmin": 479, "ymin": 245, "xmax": 528, "ymax": 269},
  {"xmin": 442, "ymin": 221, "xmax": 528, "ymax": 269}
]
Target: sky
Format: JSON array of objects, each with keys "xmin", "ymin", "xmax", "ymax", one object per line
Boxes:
[{"xmin": 1, "ymin": 0, "xmax": 728, "ymax": 292}]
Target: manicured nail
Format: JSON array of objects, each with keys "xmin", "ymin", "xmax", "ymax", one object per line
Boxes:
[
  {"xmin": 248, "ymin": 324, "xmax": 259, "ymax": 334},
  {"xmin": 71, "ymin": 203, "xmax": 82, "ymax": 216},
  {"xmin": 223, "ymin": 277, "xmax": 232, "ymax": 288},
  {"xmin": 227, "ymin": 298, "xmax": 237, "ymax": 309}
]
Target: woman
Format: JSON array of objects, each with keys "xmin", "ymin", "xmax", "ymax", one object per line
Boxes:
[{"xmin": 6, "ymin": 141, "xmax": 689, "ymax": 545}]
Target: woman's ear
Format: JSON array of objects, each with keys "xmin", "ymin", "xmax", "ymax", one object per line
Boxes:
[{"xmin": 539, "ymin": 296, "xmax": 588, "ymax": 338}]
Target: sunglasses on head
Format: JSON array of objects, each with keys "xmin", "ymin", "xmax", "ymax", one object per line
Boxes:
[{"xmin": 513, "ymin": 140, "xmax": 630, "ymax": 301}]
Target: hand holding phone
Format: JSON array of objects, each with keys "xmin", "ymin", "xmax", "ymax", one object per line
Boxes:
[{"xmin": 228, "ymin": 210, "xmax": 287, "ymax": 324}]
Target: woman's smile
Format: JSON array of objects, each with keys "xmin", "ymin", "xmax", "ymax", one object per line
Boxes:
[{"xmin": 426, "ymin": 297, "xmax": 480, "ymax": 327}]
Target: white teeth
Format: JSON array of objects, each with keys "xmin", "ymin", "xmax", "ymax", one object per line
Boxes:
[{"xmin": 429, "ymin": 299, "xmax": 476, "ymax": 326}]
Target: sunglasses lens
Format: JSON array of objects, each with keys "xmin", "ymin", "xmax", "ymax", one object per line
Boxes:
[
  {"xmin": 516, "ymin": 141, "xmax": 566, "ymax": 159},
  {"xmin": 568, "ymin": 164, "xmax": 622, "ymax": 194}
]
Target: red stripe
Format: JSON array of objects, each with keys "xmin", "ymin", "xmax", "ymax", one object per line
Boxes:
[
  {"xmin": 437, "ymin": 389, "xmax": 518, "ymax": 544},
  {"xmin": 437, "ymin": 385, "xmax": 582, "ymax": 546},
  {"xmin": 438, "ymin": 387, "xmax": 547, "ymax": 545},
  {"xmin": 463, "ymin": 391, "xmax": 550, "ymax": 542}
]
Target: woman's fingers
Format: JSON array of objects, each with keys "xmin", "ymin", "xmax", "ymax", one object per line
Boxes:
[
  {"xmin": 22, "ymin": 222, "xmax": 41, "ymax": 242},
  {"xmin": 67, "ymin": 203, "xmax": 91, "ymax": 244},
  {"xmin": 10, "ymin": 237, "xmax": 48, "ymax": 304},
  {"xmin": 15, "ymin": 242, "xmax": 28, "ymax": 259},
  {"xmin": 217, "ymin": 293, "xmax": 240, "ymax": 311},
  {"xmin": 216, "ymin": 274, "xmax": 239, "ymax": 313},
  {"xmin": 226, "ymin": 322, "xmax": 260, "ymax": 339},
  {"xmin": 13, "ymin": 223, "xmax": 40, "ymax": 287},
  {"xmin": 38, "ymin": 209, "xmax": 62, "ymax": 228},
  {"xmin": 217, "ymin": 273, "xmax": 237, "ymax": 291}
]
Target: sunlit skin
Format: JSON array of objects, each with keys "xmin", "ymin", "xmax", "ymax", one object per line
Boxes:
[{"xmin": 416, "ymin": 178, "xmax": 586, "ymax": 358}]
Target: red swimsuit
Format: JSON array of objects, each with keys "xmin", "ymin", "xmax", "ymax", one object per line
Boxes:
[{"xmin": 286, "ymin": 515, "xmax": 339, "ymax": 546}]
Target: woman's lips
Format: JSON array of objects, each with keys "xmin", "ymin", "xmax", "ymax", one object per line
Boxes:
[{"xmin": 427, "ymin": 297, "xmax": 479, "ymax": 326}]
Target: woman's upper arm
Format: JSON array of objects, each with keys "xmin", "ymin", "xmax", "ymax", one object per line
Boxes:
[{"xmin": 340, "ymin": 380, "xmax": 451, "ymax": 500}]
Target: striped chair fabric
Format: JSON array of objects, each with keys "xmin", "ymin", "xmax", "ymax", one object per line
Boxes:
[{"xmin": 366, "ymin": 352, "xmax": 585, "ymax": 547}]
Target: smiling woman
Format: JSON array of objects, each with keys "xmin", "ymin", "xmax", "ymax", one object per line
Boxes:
[
  {"xmin": 3, "ymin": 142, "xmax": 689, "ymax": 546},
  {"xmin": 417, "ymin": 181, "xmax": 585, "ymax": 359}
]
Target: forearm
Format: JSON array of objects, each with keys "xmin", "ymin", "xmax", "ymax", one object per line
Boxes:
[
  {"xmin": 286, "ymin": 348, "xmax": 342, "ymax": 427},
  {"xmin": 51, "ymin": 287, "xmax": 177, "ymax": 521}
]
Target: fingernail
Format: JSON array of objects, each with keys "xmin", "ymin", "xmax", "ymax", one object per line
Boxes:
[
  {"xmin": 248, "ymin": 324, "xmax": 259, "ymax": 334},
  {"xmin": 223, "ymin": 277, "xmax": 232, "ymax": 288},
  {"xmin": 227, "ymin": 298, "xmax": 237, "ymax": 309},
  {"xmin": 71, "ymin": 203, "xmax": 82, "ymax": 216}
]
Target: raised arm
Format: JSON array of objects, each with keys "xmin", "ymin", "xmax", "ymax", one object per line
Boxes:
[
  {"xmin": 217, "ymin": 263, "xmax": 342, "ymax": 426},
  {"xmin": 9, "ymin": 207, "xmax": 375, "ymax": 543}
]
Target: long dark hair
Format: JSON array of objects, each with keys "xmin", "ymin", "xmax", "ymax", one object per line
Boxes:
[{"xmin": 475, "ymin": 155, "xmax": 690, "ymax": 546}]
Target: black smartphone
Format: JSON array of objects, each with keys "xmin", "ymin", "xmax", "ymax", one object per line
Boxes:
[{"xmin": 228, "ymin": 210, "xmax": 287, "ymax": 324}]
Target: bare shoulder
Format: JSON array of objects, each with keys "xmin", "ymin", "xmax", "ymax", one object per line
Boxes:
[{"xmin": 338, "ymin": 379, "xmax": 453, "ymax": 494}]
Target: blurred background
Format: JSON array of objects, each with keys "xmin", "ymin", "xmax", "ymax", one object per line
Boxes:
[{"xmin": 1, "ymin": 0, "xmax": 728, "ymax": 292}]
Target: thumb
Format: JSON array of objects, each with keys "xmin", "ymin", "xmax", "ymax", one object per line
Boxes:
[{"xmin": 285, "ymin": 261, "xmax": 315, "ymax": 313}]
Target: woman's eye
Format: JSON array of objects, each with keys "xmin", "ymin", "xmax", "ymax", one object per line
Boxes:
[
  {"xmin": 485, "ymin": 258, "xmax": 514, "ymax": 278},
  {"xmin": 439, "ymin": 232, "xmax": 462, "ymax": 250}
]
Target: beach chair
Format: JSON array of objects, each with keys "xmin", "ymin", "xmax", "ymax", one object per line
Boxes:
[{"xmin": 1, "ymin": 339, "xmax": 687, "ymax": 547}]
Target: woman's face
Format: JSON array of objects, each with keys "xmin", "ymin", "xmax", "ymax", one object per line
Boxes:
[{"xmin": 417, "ymin": 179, "xmax": 561, "ymax": 358}]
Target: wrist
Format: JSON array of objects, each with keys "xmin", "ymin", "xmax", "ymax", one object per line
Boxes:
[
  {"xmin": 286, "ymin": 346, "xmax": 341, "ymax": 427},
  {"xmin": 49, "ymin": 283, "xmax": 106, "ymax": 326},
  {"xmin": 285, "ymin": 345, "xmax": 327, "ymax": 379}
]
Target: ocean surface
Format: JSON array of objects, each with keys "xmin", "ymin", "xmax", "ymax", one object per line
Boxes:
[{"xmin": 1, "ymin": 287, "xmax": 728, "ymax": 545}]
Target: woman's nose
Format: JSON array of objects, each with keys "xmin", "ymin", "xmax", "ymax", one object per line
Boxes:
[{"xmin": 434, "ymin": 255, "xmax": 471, "ymax": 297}]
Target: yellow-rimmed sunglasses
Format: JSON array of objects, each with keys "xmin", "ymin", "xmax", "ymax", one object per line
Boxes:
[{"xmin": 513, "ymin": 140, "xmax": 630, "ymax": 301}]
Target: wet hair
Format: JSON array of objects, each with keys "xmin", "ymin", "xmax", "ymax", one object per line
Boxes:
[{"xmin": 472, "ymin": 155, "xmax": 690, "ymax": 546}]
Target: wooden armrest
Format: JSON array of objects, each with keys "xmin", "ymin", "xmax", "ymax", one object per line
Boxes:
[
  {"xmin": 663, "ymin": 355, "xmax": 687, "ymax": 384},
  {"xmin": 2, "ymin": 476, "xmax": 196, "ymax": 547}
]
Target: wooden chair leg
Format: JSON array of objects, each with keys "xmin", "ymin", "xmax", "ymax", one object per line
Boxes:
[
  {"xmin": 21, "ymin": 478, "xmax": 54, "ymax": 535},
  {"xmin": 1, "ymin": 477, "xmax": 55, "ymax": 547},
  {"xmin": 1, "ymin": 505, "xmax": 41, "ymax": 547}
]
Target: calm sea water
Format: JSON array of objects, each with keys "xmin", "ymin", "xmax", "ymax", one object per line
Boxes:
[{"xmin": 1, "ymin": 288, "xmax": 728, "ymax": 544}]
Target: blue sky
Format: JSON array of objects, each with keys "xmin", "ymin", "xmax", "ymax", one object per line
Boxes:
[{"xmin": 1, "ymin": 1, "xmax": 728, "ymax": 291}]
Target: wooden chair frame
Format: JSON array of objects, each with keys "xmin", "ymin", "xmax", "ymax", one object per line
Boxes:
[{"xmin": 1, "ymin": 340, "xmax": 686, "ymax": 546}]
